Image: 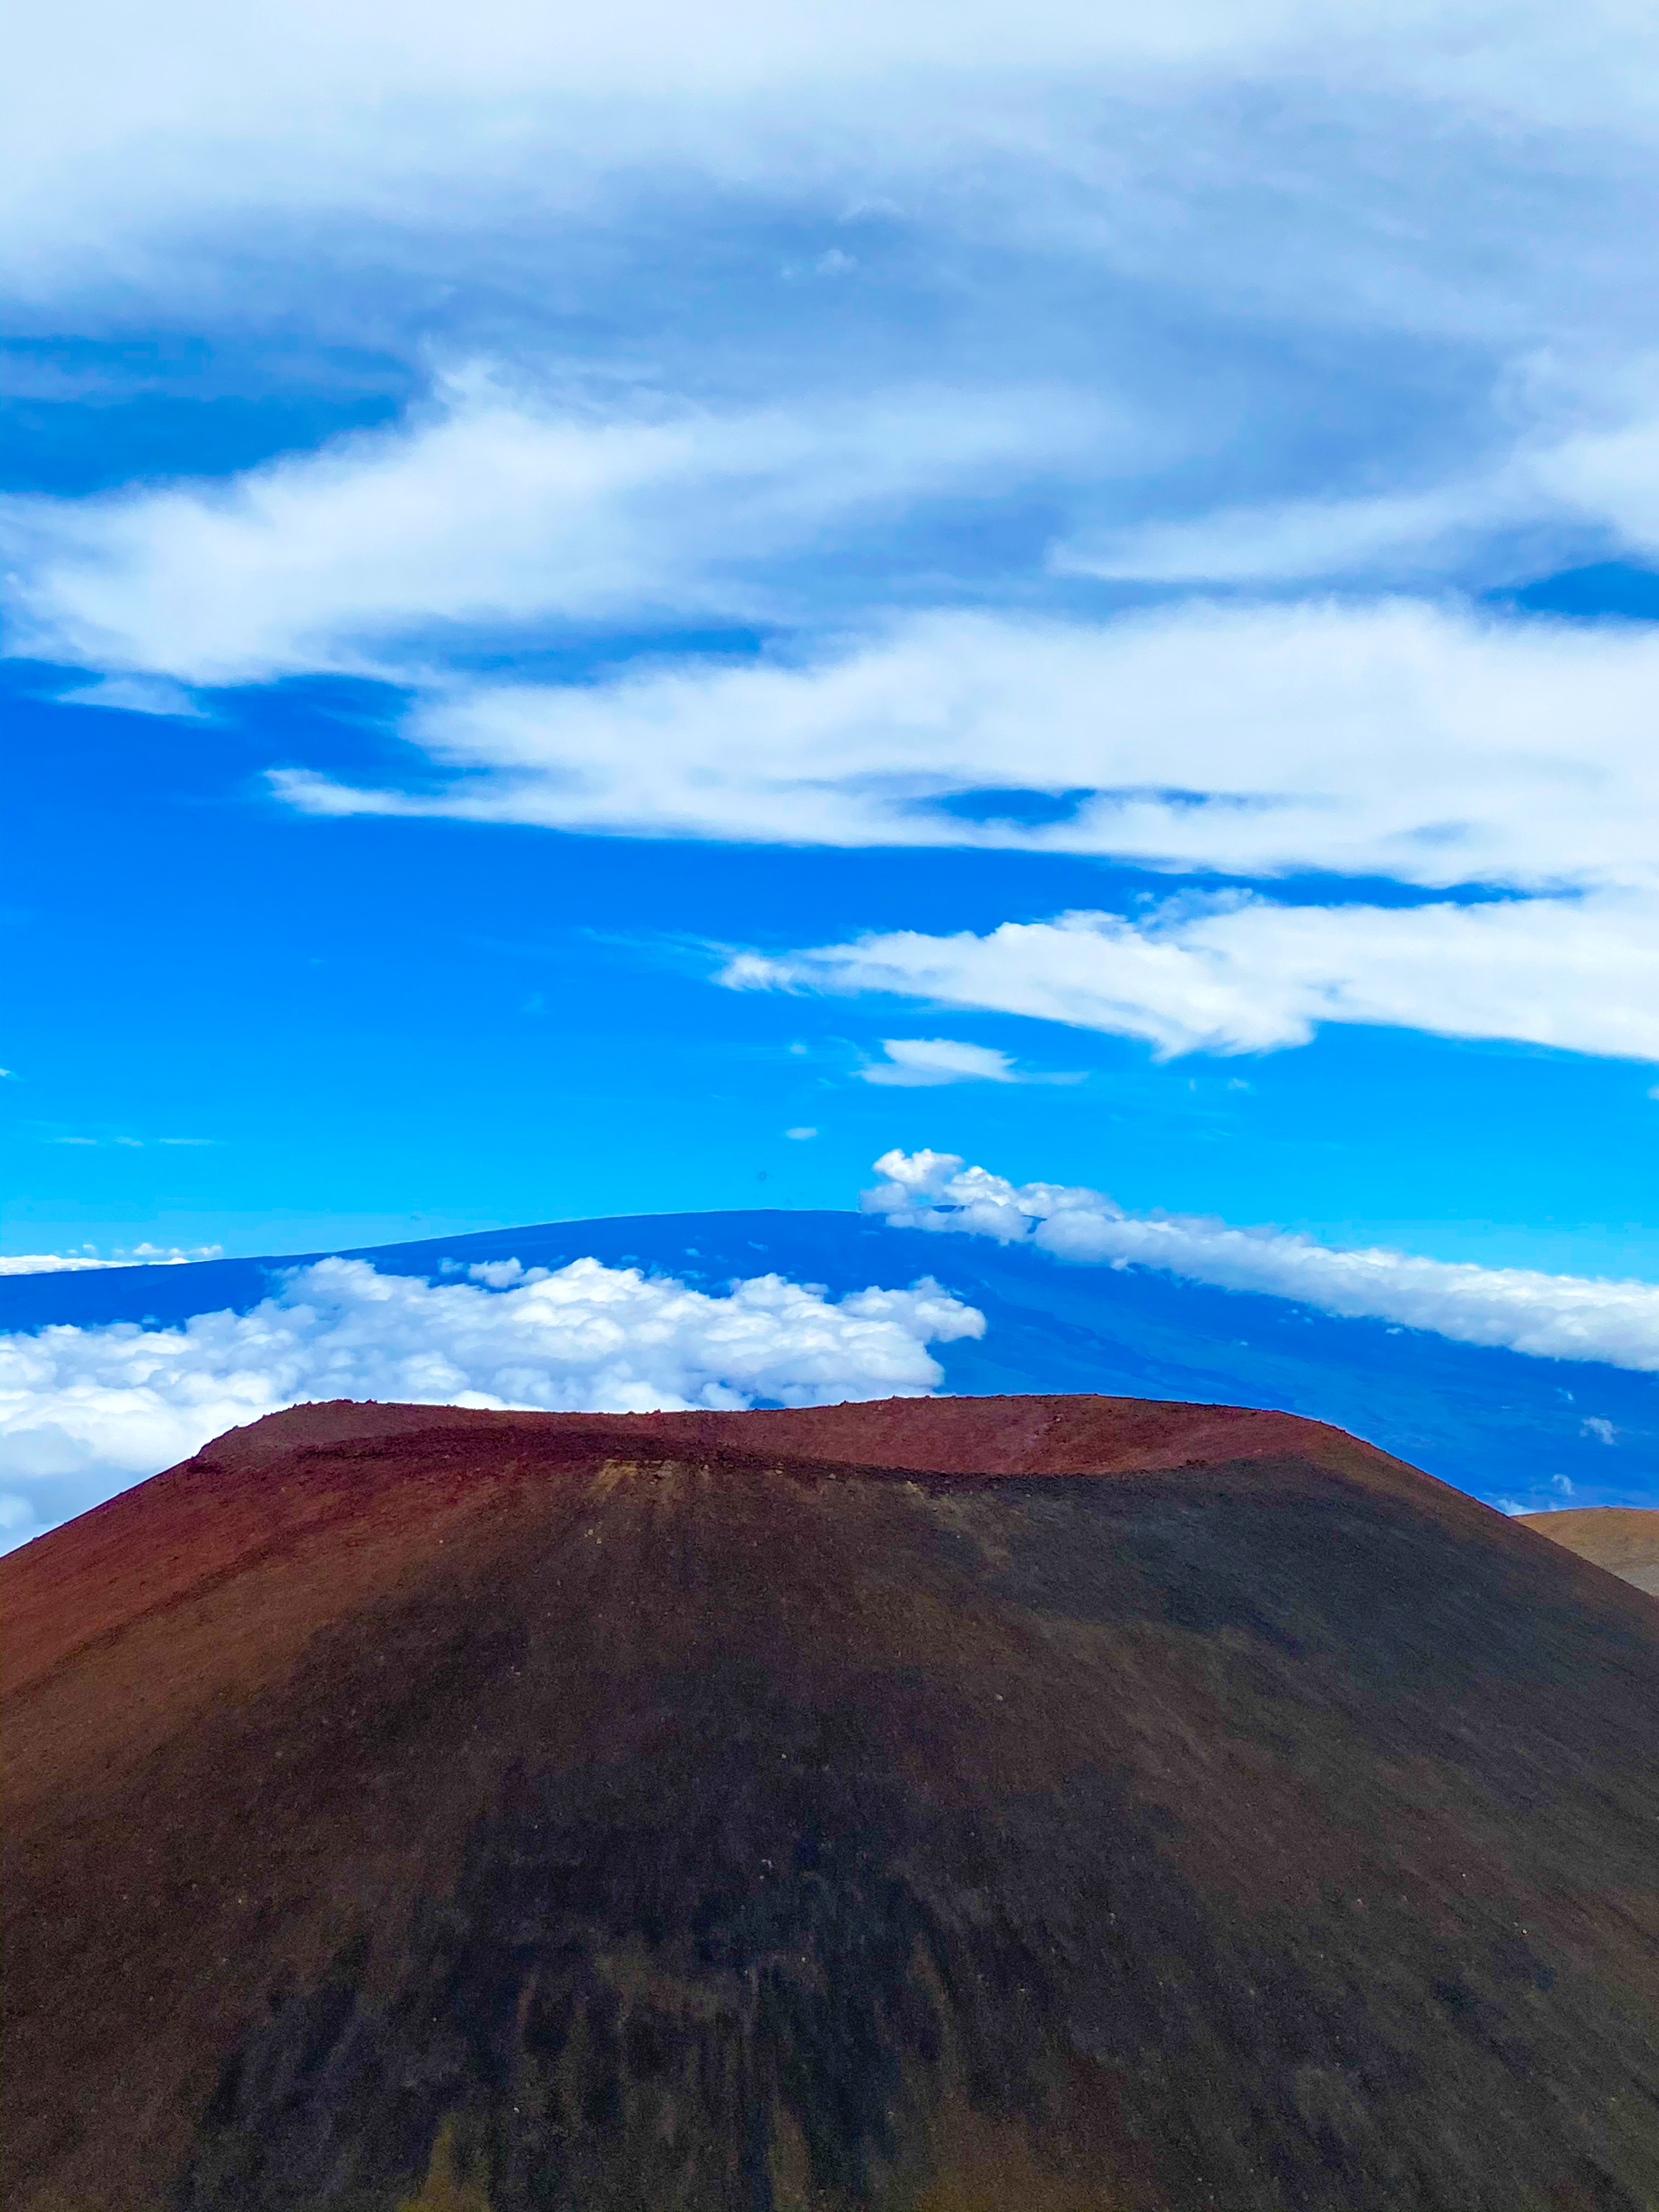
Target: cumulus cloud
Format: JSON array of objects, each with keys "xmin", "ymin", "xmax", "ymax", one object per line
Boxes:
[
  {"xmin": 863, "ymin": 1149, "xmax": 1659, "ymax": 1372},
  {"xmin": 857, "ymin": 1037, "xmax": 1078, "ymax": 1086},
  {"xmin": 730, "ymin": 889, "xmax": 1659, "ymax": 1062},
  {"xmin": 0, "ymin": 1253, "xmax": 983, "ymax": 1551}
]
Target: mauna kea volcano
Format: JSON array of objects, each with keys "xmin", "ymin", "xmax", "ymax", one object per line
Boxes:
[{"xmin": 3, "ymin": 1395, "xmax": 1658, "ymax": 2211}]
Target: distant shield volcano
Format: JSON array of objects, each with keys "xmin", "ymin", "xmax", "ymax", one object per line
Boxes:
[{"xmin": 4, "ymin": 1394, "xmax": 1658, "ymax": 2210}]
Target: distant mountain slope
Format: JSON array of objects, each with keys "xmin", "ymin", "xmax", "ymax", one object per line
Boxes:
[
  {"xmin": 4, "ymin": 1209, "xmax": 1654, "ymax": 1510},
  {"xmin": 1519, "ymin": 1506, "xmax": 1659, "ymax": 1595},
  {"xmin": 4, "ymin": 1395, "xmax": 1657, "ymax": 2211}
]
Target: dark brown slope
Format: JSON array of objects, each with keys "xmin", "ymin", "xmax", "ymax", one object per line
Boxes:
[
  {"xmin": 3, "ymin": 1397, "xmax": 1658, "ymax": 2212},
  {"xmin": 1517, "ymin": 1508, "xmax": 1659, "ymax": 1598}
]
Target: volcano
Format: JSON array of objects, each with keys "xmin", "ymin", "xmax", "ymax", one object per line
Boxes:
[{"xmin": 4, "ymin": 1393, "xmax": 1658, "ymax": 2211}]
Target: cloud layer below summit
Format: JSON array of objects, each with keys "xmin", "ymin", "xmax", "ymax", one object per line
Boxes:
[
  {"xmin": 865, "ymin": 1150, "xmax": 1659, "ymax": 1372},
  {"xmin": 0, "ymin": 1256, "xmax": 982, "ymax": 1550}
]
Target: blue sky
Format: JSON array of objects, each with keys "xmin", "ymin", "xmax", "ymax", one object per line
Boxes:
[{"xmin": 4, "ymin": 0, "xmax": 1658, "ymax": 1280}]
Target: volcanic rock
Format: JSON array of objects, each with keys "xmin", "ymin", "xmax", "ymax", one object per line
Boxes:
[{"xmin": 3, "ymin": 1392, "xmax": 1658, "ymax": 2211}]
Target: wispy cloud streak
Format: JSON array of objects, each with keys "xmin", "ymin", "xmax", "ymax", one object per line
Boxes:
[{"xmin": 728, "ymin": 889, "xmax": 1659, "ymax": 1062}]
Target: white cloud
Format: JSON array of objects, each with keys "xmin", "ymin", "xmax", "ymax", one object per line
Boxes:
[
  {"xmin": 857, "ymin": 1037, "xmax": 1077, "ymax": 1086},
  {"xmin": 1056, "ymin": 483, "xmax": 1505, "ymax": 588},
  {"xmin": 862, "ymin": 1038, "xmax": 1020, "ymax": 1086},
  {"xmin": 863, "ymin": 1149, "xmax": 1659, "ymax": 1371},
  {"xmin": 250, "ymin": 601, "xmax": 1659, "ymax": 896},
  {"xmin": 9, "ymin": 8, "xmax": 1659, "ymax": 712},
  {"xmin": 1532, "ymin": 402, "xmax": 1659, "ymax": 558},
  {"xmin": 0, "ymin": 1243, "xmax": 221, "ymax": 1274},
  {"xmin": 8, "ymin": 0, "xmax": 1659, "ymax": 1121},
  {"xmin": 236, "ymin": 594, "xmax": 1659, "ymax": 1068},
  {"xmin": 0, "ymin": 1256, "xmax": 126, "ymax": 1276},
  {"xmin": 2, "ymin": 377, "xmax": 1120, "ymax": 685},
  {"xmin": 1581, "ymin": 1415, "xmax": 1617, "ymax": 1443},
  {"xmin": 8, "ymin": 0, "xmax": 1659, "ymax": 301},
  {"xmin": 54, "ymin": 674, "xmax": 208, "ymax": 718},
  {"xmin": 785, "ymin": 1125, "xmax": 818, "ymax": 1139},
  {"xmin": 730, "ymin": 888, "xmax": 1659, "ymax": 1061},
  {"xmin": 1054, "ymin": 388, "xmax": 1659, "ymax": 586},
  {"xmin": 0, "ymin": 1252, "xmax": 983, "ymax": 1551}
]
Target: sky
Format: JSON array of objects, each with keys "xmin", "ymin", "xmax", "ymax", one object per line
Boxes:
[{"xmin": 4, "ymin": 0, "xmax": 1658, "ymax": 1292}]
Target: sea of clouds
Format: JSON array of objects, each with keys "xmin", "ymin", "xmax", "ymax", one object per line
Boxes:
[{"xmin": 0, "ymin": 1255, "xmax": 981, "ymax": 1553}]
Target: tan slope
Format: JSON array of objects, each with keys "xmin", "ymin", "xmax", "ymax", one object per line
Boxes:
[{"xmin": 1516, "ymin": 1506, "xmax": 1659, "ymax": 1596}]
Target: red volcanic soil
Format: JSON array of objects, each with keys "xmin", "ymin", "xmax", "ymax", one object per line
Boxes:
[{"xmin": 4, "ymin": 1393, "xmax": 1659, "ymax": 2212}]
